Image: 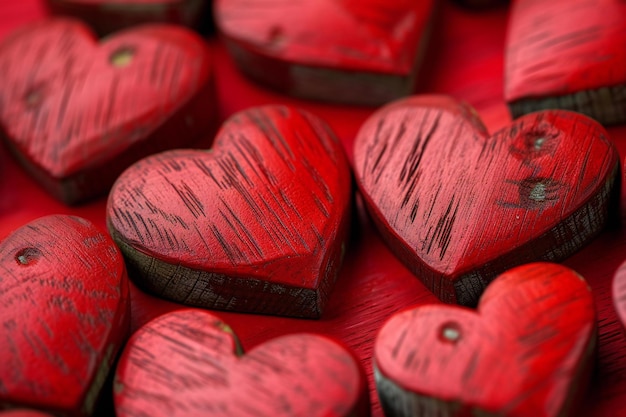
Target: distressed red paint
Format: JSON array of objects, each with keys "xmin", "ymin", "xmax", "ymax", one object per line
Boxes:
[
  {"xmin": 107, "ymin": 105, "xmax": 352, "ymax": 318},
  {"xmin": 374, "ymin": 263, "xmax": 596, "ymax": 417},
  {"xmin": 0, "ymin": 215, "xmax": 130, "ymax": 416},
  {"xmin": 505, "ymin": 0, "xmax": 626, "ymax": 124},
  {"xmin": 0, "ymin": 19, "xmax": 213, "ymax": 204},
  {"xmin": 114, "ymin": 309, "xmax": 370, "ymax": 417},
  {"xmin": 214, "ymin": 0, "xmax": 435, "ymax": 104},
  {"xmin": 353, "ymin": 95, "xmax": 619, "ymax": 305}
]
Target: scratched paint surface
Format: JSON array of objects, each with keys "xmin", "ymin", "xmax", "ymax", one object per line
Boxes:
[
  {"xmin": 107, "ymin": 106, "xmax": 352, "ymax": 317},
  {"xmin": 0, "ymin": 215, "xmax": 129, "ymax": 415},
  {"xmin": 114, "ymin": 309, "xmax": 370, "ymax": 417},
  {"xmin": 354, "ymin": 96, "xmax": 619, "ymax": 304}
]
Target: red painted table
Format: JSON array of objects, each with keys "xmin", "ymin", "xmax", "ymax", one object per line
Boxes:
[{"xmin": 2, "ymin": 1, "xmax": 626, "ymax": 416}]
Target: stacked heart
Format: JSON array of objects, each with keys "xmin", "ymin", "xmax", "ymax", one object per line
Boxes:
[
  {"xmin": 353, "ymin": 95, "xmax": 619, "ymax": 305},
  {"xmin": 505, "ymin": 0, "xmax": 626, "ymax": 125},
  {"xmin": 0, "ymin": 19, "xmax": 214, "ymax": 204},
  {"xmin": 214, "ymin": 0, "xmax": 435, "ymax": 105},
  {"xmin": 114, "ymin": 309, "xmax": 370, "ymax": 417},
  {"xmin": 374, "ymin": 262, "xmax": 596, "ymax": 417},
  {"xmin": 0, "ymin": 215, "xmax": 130, "ymax": 416},
  {"xmin": 46, "ymin": 0, "xmax": 208, "ymax": 36},
  {"xmin": 107, "ymin": 105, "xmax": 352, "ymax": 318}
]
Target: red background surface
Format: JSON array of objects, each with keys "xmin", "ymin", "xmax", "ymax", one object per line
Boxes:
[{"xmin": 2, "ymin": 1, "xmax": 626, "ymax": 415}]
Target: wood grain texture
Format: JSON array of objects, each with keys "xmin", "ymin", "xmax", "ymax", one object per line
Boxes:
[
  {"xmin": 46, "ymin": 0, "xmax": 208, "ymax": 36},
  {"xmin": 214, "ymin": 0, "xmax": 435, "ymax": 105},
  {"xmin": 0, "ymin": 215, "xmax": 130, "ymax": 416},
  {"xmin": 374, "ymin": 262, "xmax": 597, "ymax": 417},
  {"xmin": 505, "ymin": 0, "xmax": 626, "ymax": 125},
  {"xmin": 114, "ymin": 309, "xmax": 370, "ymax": 417},
  {"xmin": 107, "ymin": 105, "xmax": 352, "ymax": 318},
  {"xmin": 353, "ymin": 95, "xmax": 619, "ymax": 305},
  {"xmin": 0, "ymin": 18, "xmax": 214, "ymax": 204}
]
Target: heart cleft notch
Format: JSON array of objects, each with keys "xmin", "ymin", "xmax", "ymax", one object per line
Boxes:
[{"xmin": 110, "ymin": 46, "xmax": 135, "ymax": 68}]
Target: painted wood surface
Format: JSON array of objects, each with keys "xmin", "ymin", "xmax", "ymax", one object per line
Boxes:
[
  {"xmin": 0, "ymin": 18, "xmax": 214, "ymax": 204},
  {"xmin": 46, "ymin": 0, "xmax": 208, "ymax": 36},
  {"xmin": 107, "ymin": 105, "xmax": 352, "ymax": 318},
  {"xmin": 353, "ymin": 95, "xmax": 619, "ymax": 305},
  {"xmin": 374, "ymin": 263, "xmax": 596, "ymax": 417},
  {"xmin": 505, "ymin": 0, "xmax": 626, "ymax": 125},
  {"xmin": 114, "ymin": 309, "xmax": 370, "ymax": 417},
  {"xmin": 4, "ymin": 2, "xmax": 626, "ymax": 416},
  {"xmin": 612, "ymin": 259, "xmax": 626, "ymax": 333},
  {"xmin": 0, "ymin": 215, "xmax": 130, "ymax": 416},
  {"xmin": 214, "ymin": 0, "xmax": 435, "ymax": 105}
]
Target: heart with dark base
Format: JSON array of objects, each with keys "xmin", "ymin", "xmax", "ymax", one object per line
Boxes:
[
  {"xmin": 353, "ymin": 95, "xmax": 619, "ymax": 305},
  {"xmin": 107, "ymin": 105, "xmax": 352, "ymax": 318},
  {"xmin": 374, "ymin": 262, "xmax": 596, "ymax": 417},
  {"xmin": 114, "ymin": 309, "xmax": 370, "ymax": 417}
]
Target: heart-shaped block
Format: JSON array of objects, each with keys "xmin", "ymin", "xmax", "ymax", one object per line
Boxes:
[
  {"xmin": 0, "ymin": 215, "xmax": 130, "ymax": 416},
  {"xmin": 612, "ymin": 259, "xmax": 626, "ymax": 333},
  {"xmin": 46, "ymin": 0, "xmax": 208, "ymax": 36},
  {"xmin": 114, "ymin": 309, "xmax": 370, "ymax": 417},
  {"xmin": 353, "ymin": 95, "xmax": 619, "ymax": 305},
  {"xmin": 505, "ymin": 0, "xmax": 626, "ymax": 125},
  {"xmin": 107, "ymin": 105, "xmax": 352, "ymax": 318},
  {"xmin": 214, "ymin": 0, "xmax": 435, "ymax": 105},
  {"xmin": 374, "ymin": 262, "xmax": 596, "ymax": 417},
  {"xmin": 0, "ymin": 19, "xmax": 213, "ymax": 204}
]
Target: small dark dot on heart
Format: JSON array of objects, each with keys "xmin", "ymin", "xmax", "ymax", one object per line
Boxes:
[
  {"xmin": 15, "ymin": 247, "xmax": 42, "ymax": 266},
  {"xmin": 24, "ymin": 88, "xmax": 43, "ymax": 108},
  {"xmin": 439, "ymin": 321, "xmax": 462, "ymax": 344},
  {"xmin": 267, "ymin": 26, "xmax": 286, "ymax": 47},
  {"xmin": 110, "ymin": 46, "xmax": 135, "ymax": 68}
]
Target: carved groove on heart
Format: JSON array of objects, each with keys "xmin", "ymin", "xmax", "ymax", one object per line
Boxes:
[
  {"xmin": 373, "ymin": 262, "xmax": 597, "ymax": 417},
  {"xmin": 353, "ymin": 95, "xmax": 620, "ymax": 306},
  {"xmin": 113, "ymin": 309, "xmax": 370, "ymax": 417},
  {"xmin": 107, "ymin": 105, "xmax": 352, "ymax": 318}
]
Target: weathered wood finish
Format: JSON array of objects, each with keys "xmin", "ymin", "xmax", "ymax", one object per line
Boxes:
[
  {"xmin": 0, "ymin": 215, "xmax": 130, "ymax": 416},
  {"xmin": 114, "ymin": 309, "xmax": 370, "ymax": 417},
  {"xmin": 46, "ymin": 0, "xmax": 207, "ymax": 36},
  {"xmin": 353, "ymin": 95, "xmax": 619, "ymax": 305},
  {"xmin": 107, "ymin": 105, "xmax": 352, "ymax": 318},
  {"xmin": 0, "ymin": 19, "xmax": 214, "ymax": 204},
  {"xmin": 214, "ymin": 0, "xmax": 435, "ymax": 105},
  {"xmin": 374, "ymin": 262, "xmax": 597, "ymax": 417},
  {"xmin": 505, "ymin": 0, "xmax": 626, "ymax": 125}
]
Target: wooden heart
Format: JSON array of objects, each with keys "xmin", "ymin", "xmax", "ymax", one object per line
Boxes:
[
  {"xmin": 214, "ymin": 0, "xmax": 435, "ymax": 105},
  {"xmin": 353, "ymin": 95, "xmax": 619, "ymax": 305},
  {"xmin": 46, "ymin": 0, "xmax": 208, "ymax": 36},
  {"xmin": 107, "ymin": 105, "xmax": 352, "ymax": 318},
  {"xmin": 0, "ymin": 215, "xmax": 130, "ymax": 415},
  {"xmin": 0, "ymin": 412, "xmax": 54, "ymax": 417},
  {"xmin": 0, "ymin": 19, "xmax": 213, "ymax": 204},
  {"xmin": 374, "ymin": 262, "xmax": 596, "ymax": 417},
  {"xmin": 114, "ymin": 309, "xmax": 370, "ymax": 417},
  {"xmin": 505, "ymin": 0, "xmax": 626, "ymax": 125}
]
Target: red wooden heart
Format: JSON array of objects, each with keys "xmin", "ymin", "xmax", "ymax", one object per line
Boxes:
[
  {"xmin": 214, "ymin": 0, "xmax": 435, "ymax": 105},
  {"xmin": 106, "ymin": 105, "xmax": 352, "ymax": 318},
  {"xmin": 46, "ymin": 0, "xmax": 208, "ymax": 36},
  {"xmin": 0, "ymin": 18, "xmax": 213, "ymax": 204},
  {"xmin": 0, "ymin": 215, "xmax": 130, "ymax": 416},
  {"xmin": 505, "ymin": 0, "xmax": 626, "ymax": 125},
  {"xmin": 374, "ymin": 262, "xmax": 596, "ymax": 417},
  {"xmin": 114, "ymin": 309, "xmax": 370, "ymax": 417},
  {"xmin": 353, "ymin": 95, "xmax": 619, "ymax": 305},
  {"xmin": 0, "ymin": 412, "xmax": 54, "ymax": 417}
]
